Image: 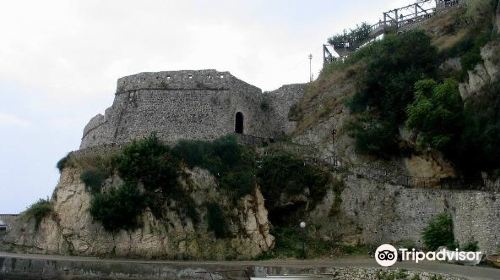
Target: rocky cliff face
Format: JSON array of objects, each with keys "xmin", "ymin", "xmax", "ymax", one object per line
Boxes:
[
  {"xmin": 459, "ymin": 41, "xmax": 500, "ymax": 100},
  {"xmin": 3, "ymin": 167, "xmax": 274, "ymax": 260}
]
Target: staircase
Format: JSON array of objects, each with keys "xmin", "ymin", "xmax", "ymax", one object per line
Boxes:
[{"xmin": 323, "ymin": 0, "xmax": 462, "ymax": 64}]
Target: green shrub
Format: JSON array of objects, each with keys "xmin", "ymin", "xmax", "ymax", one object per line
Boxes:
[
  {"xmin": 463, "ymin": 0, "xmax": 497, "ymax": 26},
  {"xmin": 172, "ymin": 139, "xmax": 211, "ymax": 168},
  {"xmin": 173, "ymin": 135, "xmax": 243, "ymax": 174},
  {"xmin": 206, "ymin": 203, "xmax": 230, "ymax": 238},
  {"xmin": 422, "ymin": 213, "xmax": 456, "ymax": 251},
  {"xmin": 114, "ymin": 134, "xmax": 179, "ymax": 192},
  {"xmin": 86, "ymin": 134, "xmax": 257, "ymax": 230},
  {"xmin": 56, "ymin": 153, "xmax": 72, "ymax": 172},
  {"xmin": 258, "ymin": 153, "xmax": 330, "ymax": 225},
  {"xmin": 80, "ymin": 168, "xmax": 107, "ymax": 194},
  {"xmin": 24, "ymin": 198, "xmax": 53, "ymax": 230},
  {"xmin": 173, "ymin": 135, "xmax": 257, "ymax": 199},
  {"xmin": 406, "ymin": 79, "xmax": 464, "ymax": 152},
  {"xmin": 461, "ymin": 240, "xmax": 479, "ymax": 251},
  {"xmin": 442, "ymin": 0, "xmax": 495, "ymax": 79},
  {"xmin": 89, "ymin": 183, "xmax": 146, "ymax": 232},
  {"xmin": 346, "ymin": 31, "xmax": 438, "ymax": 157},
  {"xmin": 347, "ymin": 117, "xmax": 399, "ymax": 157},
  {"xmin": 267, "ymin": 227, "xmax": 306, "ymax": 258},
  {"xmin": 348, "ymin": 31, "xmax": 438, "ymax": 119},
  {"xmin": 328, "ymin": 22, "xmax": 372, "ymax": 49},
  {"xmin": 456, "ymin": 80, "xmax": 500, "ymax": 173},
  {"xmin": 258, "ymin": 153, "xmax": 329, "ymax": 200},
  {"xmin": 219, "ymin": 170, "xmax": 255, "ymax": 199}
]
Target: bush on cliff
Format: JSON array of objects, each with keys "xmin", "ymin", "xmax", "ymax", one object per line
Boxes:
[
  {"xmin": 457, "ymin": 80, "xmax": 500, "ymax": 174},
  {"xmin": 206, "ymin": 203, "xmax": 230, "ymax": 238},
  {"xmin": 89, "ymin": 182, "xmax": 146, "ymax": 232},
  {"xmin": 406, "ymin": 79, "xmax": 464, "ymax": 152},
  {"xmin": 346, "ymin": 30, "xmax": 439, "ymax": 157},
  {"xmin": 347, "ymin": 116, "xmax": 399, "ymax": 157},
  {"xmin": 83, "ymin": 134, "xmax": 258, "ymax": 232},
  {"xmin": 114, "ymin": 134, "xmax": 179, "ymax": 192},
  {"xmin": 80, "ymin": 168, "xmax": 108, "ymax": 194},
  {"xmin": 80, "ymin": 135, "xmax": 185, "ymax": 228},
  {"xmin": 257, "ymin": 152, "xmax": 330, "ymax": 225},
  {"xmin": 56, "ymin": 153, "xmax": 72, "ymax": 173},
  {"xmin": 23, "ymin": 198, "xmax": 53, "ymax": 230},
  {"xmin": 422, "ymin": 213, "xmax": 456, "ymax": 251},
  {"xmin": 173, "ymin": 135, "xmax": 257, "ymax": 199}
]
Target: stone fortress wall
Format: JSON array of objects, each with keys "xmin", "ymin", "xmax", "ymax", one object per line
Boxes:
[{"xmin": 80, "ymin": 69, "xmax": 305, "ymax": 149}]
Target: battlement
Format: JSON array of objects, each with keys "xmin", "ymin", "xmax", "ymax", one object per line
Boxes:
[{"xmin": 116, "ymin": 69, "xmax": 260, "ymax": 94}]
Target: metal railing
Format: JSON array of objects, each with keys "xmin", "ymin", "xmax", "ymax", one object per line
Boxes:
[{"xmin": 260, "ymin": 141, "xmax": 499, "ymax": 191}]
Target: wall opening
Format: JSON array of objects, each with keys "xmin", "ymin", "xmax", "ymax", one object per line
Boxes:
[{"xmin": 235, "ymin": 112, "xmax": 244, "ymax": 134}]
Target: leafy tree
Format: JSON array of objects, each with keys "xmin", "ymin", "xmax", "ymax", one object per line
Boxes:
[
  {"xmin": 422, "ymin": 213, "xmax": 456, "ymax": 251},
  {"xmin": 328, "ymin": 22, "xmax": 372, "ymax": 49},
  {"xmin": 347, "ymin": 30, "xmax": 438, "ymax": 157},
  {"xmin": 406, "ymin": 79, "xmax": 464, "ymax": 152},
  {"xmin": 353, "ymin": 31, "xmax": 438, "ymax": 120}
]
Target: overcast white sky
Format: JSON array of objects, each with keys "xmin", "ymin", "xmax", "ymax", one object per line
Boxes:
[{"xmin": 0, "ymin": 0, "xmax": 417, "ymax": 213}]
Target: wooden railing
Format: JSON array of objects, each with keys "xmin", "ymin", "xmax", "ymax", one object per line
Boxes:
[{"xmin": 324, "ymin": 0, "xmax": 463, "ymax": 63}]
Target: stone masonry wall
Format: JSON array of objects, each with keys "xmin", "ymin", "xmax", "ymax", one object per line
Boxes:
[
  {"xmin": 0, "ymin": 256, "xmax": 466, "ymax": 280},
  {"xmin": 80, "ymin": 70, "xmax": 306, "ymax": 149},
  {"xmin": 311, "ymin": 175, "xmax": 500, "ymax": 254},
  {"xmin": 263, "ymin": 84, "xmax": 306, "ymax": 138}
]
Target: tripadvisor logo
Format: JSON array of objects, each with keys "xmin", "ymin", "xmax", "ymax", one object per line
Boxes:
[
  {"xmin": 375, "ymin": 244, "xmax": 398, "ymax": 267},
  {"xmin": 375, "ymin": 244, "xmax": 482, "ymax": 267}
]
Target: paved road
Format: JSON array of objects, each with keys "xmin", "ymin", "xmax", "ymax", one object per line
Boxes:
[{"xmin": 1, "ymin": 251, "xmax": 498, "ymax": 279}]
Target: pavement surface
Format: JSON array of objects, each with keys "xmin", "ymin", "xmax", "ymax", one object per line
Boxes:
[{"xmin": 0, "ymin": 251, "xmax": 499, "ymax": 280}]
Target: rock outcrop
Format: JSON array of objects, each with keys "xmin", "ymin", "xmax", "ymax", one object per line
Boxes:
[
  {"xmin": 4, "ymin": 167, "xmax": 274, "ymax": 260},
  {"xmin": 459, "ymin": 40, "xmax": 500, "ymax": 100}
]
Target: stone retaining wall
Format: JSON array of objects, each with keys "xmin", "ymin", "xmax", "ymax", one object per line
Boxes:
[
  {"xmin": 0, "ymin": 256, "xmax": 467, "ymax": 280},
  {"xmin": 311, "ymin": 176, "xmax": 500, "ymax": 254}
]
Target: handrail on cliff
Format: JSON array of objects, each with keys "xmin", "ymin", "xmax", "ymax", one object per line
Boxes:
[{"xmin": 323, "ymin": 0, "xmax": 462, "ymax": 64}]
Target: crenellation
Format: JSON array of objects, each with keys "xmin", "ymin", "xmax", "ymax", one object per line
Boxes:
[{"xmin": 115, "ymin": 70, "xmax": 259, "ymax": 94}]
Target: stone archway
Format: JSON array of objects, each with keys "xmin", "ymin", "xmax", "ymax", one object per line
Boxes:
[{"xmin": 235, "ymin": 112, "xmax": 244, "ymax": 134}]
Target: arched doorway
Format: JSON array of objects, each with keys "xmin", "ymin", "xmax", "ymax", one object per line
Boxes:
[{"xmin": 235, "ymin": 112, "xmax": 244, "ymax": 134}]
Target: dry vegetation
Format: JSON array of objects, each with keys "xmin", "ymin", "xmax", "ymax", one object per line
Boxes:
[
  {"xmin": 294, "ymin": 62, "xmax": 364, "ymax": 134},
  {"xmin": 422, "ymin": 6, "xmax": 469, "ymax": 51}
]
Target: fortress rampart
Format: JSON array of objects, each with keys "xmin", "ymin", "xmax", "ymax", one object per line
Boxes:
[{"xmin": 80, "ymin": 70, "xmax": 305, "ymax": 149}]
